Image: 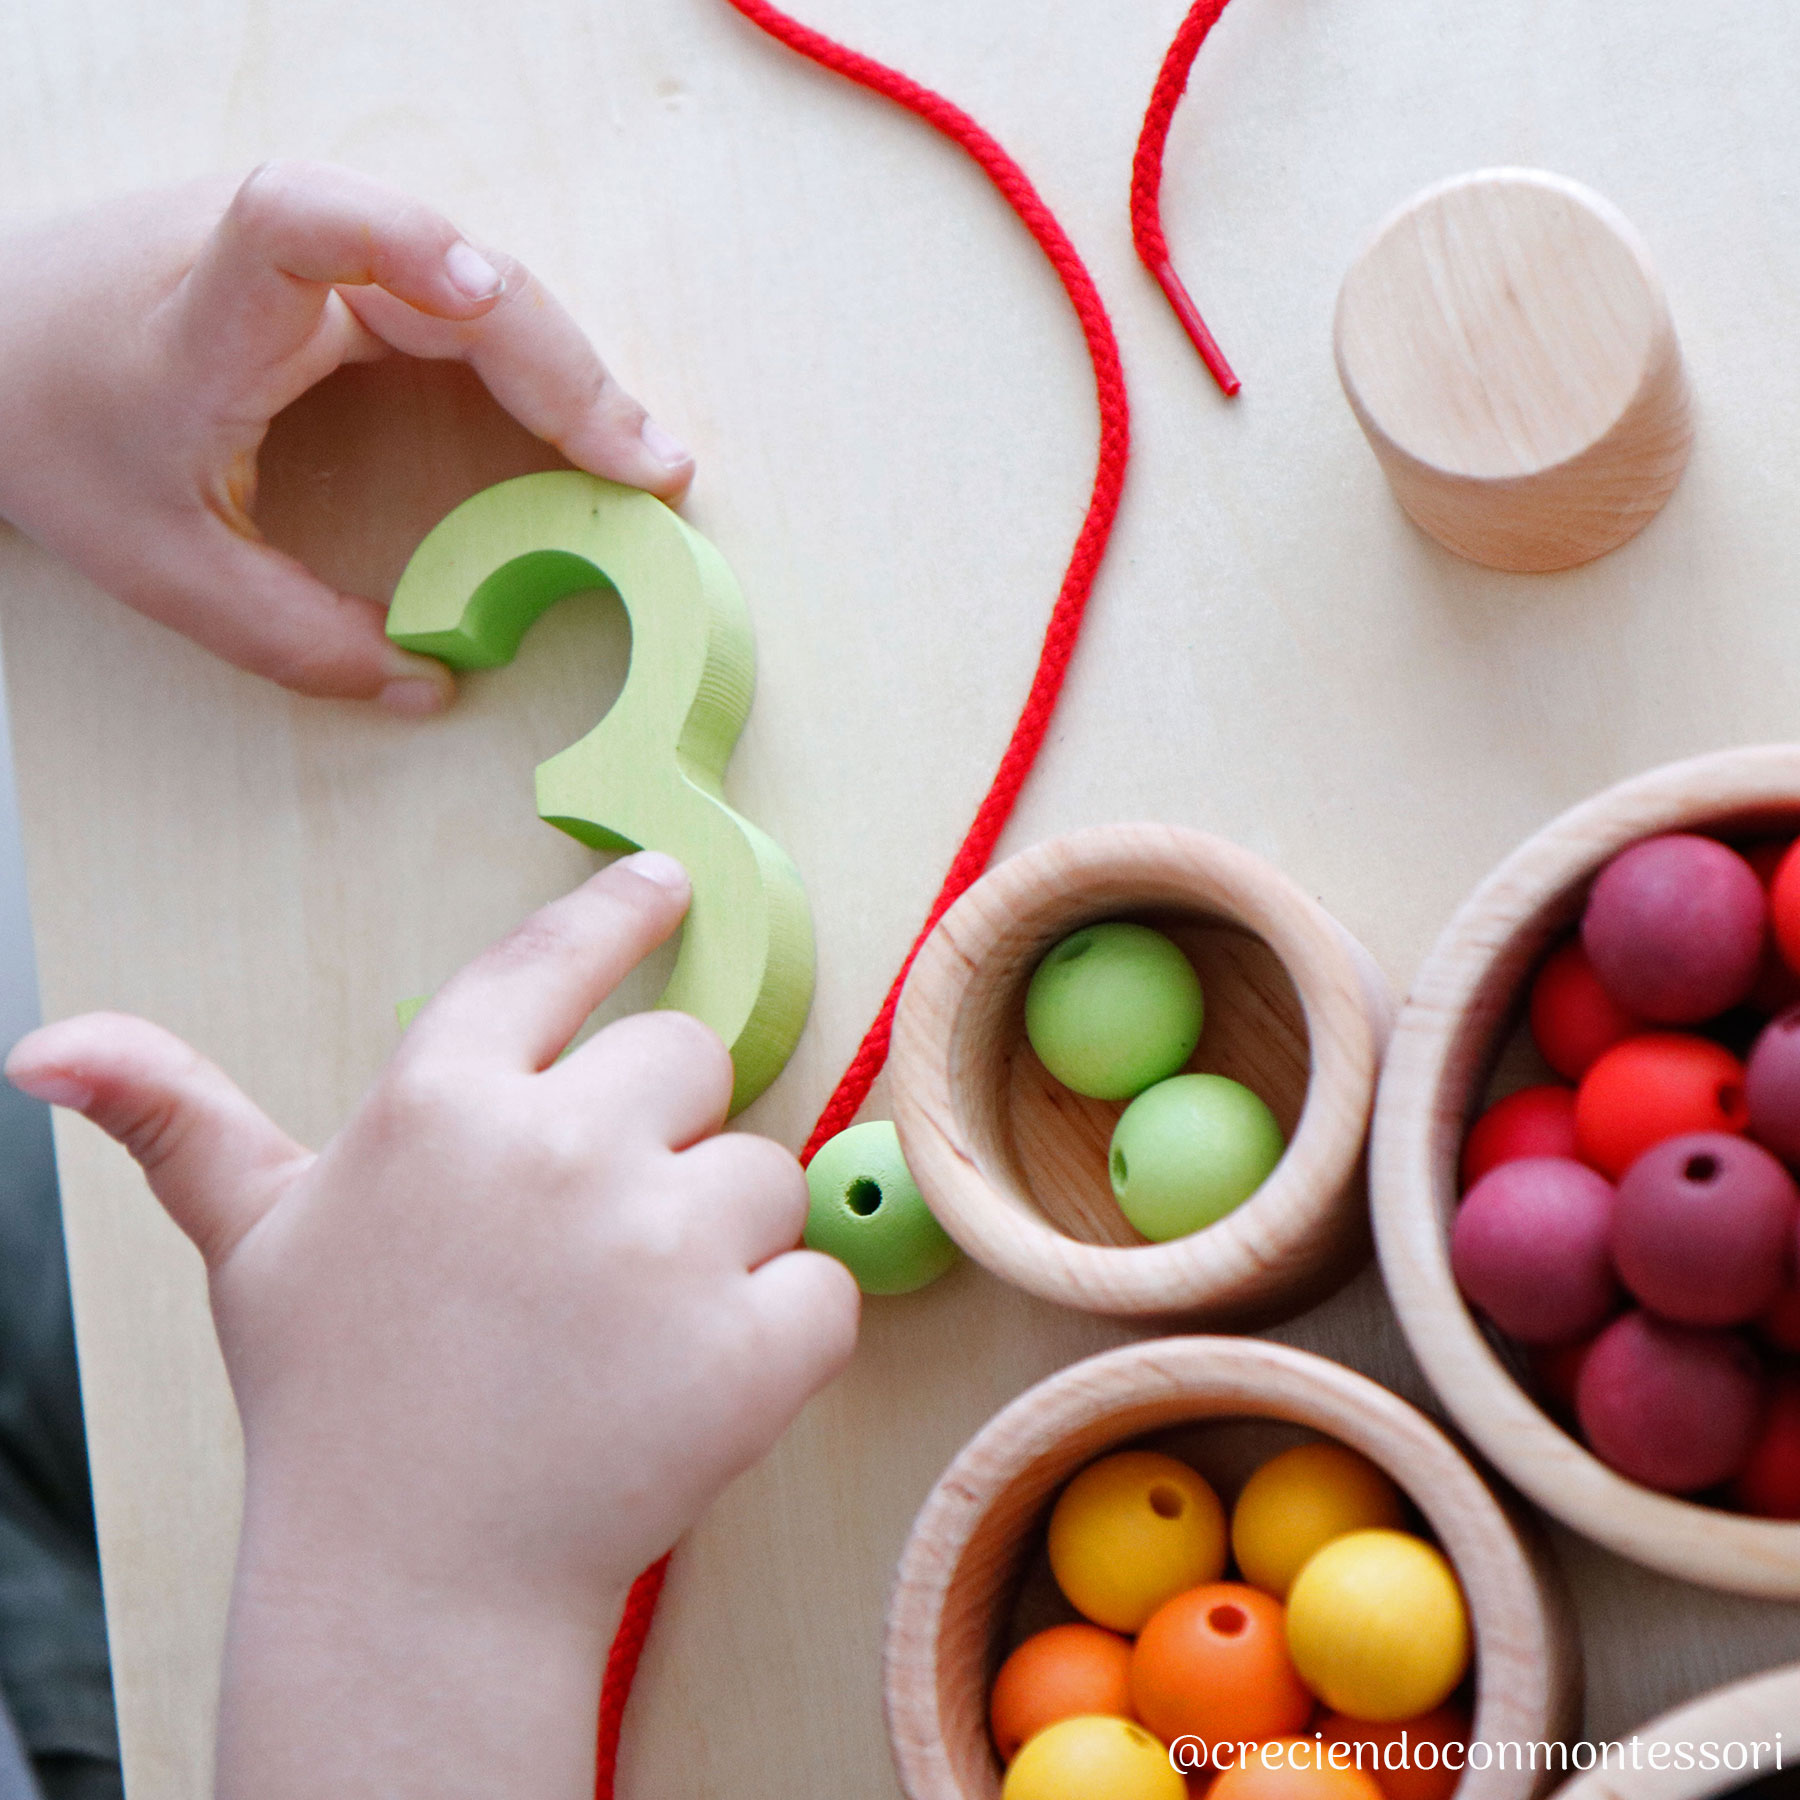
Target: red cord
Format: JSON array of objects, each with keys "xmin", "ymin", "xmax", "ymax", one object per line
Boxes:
[
  {"xmin": 593, "ymin": 1552, "xmax": 668, "ymax": 1796},
  {"xmin": 594, "ymin": 3, "xmax": 1132, "ymax": 1793},
  {"xmin": 1130, "ymin": 0, "xmax": 1241, "ymax": 395}
]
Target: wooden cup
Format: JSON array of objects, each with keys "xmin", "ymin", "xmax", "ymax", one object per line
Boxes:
[
  {"xmin": 1335, "ymin": 168, "xmax": 1692, "ymax": 573},
  {"xmin": 1373, "ymin": 744, "xmax": 1800, "ymax": 1595},
  {"xmin": 884, "ymin": 1336, "xmax": 1581, "ymax": 1800},
  {"xmin": 1552, "ymin": 1661, "xmax": 1800, "ymax": 1799},
  {"xmin": 889, "ymin": 823, "xmax": 1391, "ymax": 1325}
]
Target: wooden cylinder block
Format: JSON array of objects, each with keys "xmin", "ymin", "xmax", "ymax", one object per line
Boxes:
[
  {"xmin": 883, "ymin": 1337, "xmax": 1582, "ymax": 1800},
  {"xmin": 1373, "ymin": 745, "xmax": 1800, "ymax": 1596},
  {"xmin": 888, "ymin": 824, "xmax": 1391, "ymax": 1326},
  {"xmin": 1334, "ymin": 168, "xmax": 1692, "ymax": 572}
]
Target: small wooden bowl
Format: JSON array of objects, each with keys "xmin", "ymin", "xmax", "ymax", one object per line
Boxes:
[
  {"xmin": 884, "ymin": 1336, "xmax": 1581, "ymax": 1800},
  {"xmin": 889, "ymin": 823, "xmax": 1391, "ymax": 1325},
  {"xmin": 1374, "ymin": 744, "xmax": 1800, "ymax": 1596},
  {"xmin": 1553, "ymin": 1661, "xmax": 1800, "ymax": 1799}
]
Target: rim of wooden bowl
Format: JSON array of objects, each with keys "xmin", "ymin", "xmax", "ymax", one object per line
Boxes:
[
  {"xmin": 883, "ymin": 1335, "xmax": 1581, "ymax": 1800},
  {"xmin": 1373, "ymin": 743, "xmax": 1800, "ymax": 1596},
  {"xmin": 1551, "ymin": 1660, "xmax": 1800, "ymax": 1799},
  {"xmin": 889, "ymin": 823, "xmax": 1391, "ymax": 1323}
]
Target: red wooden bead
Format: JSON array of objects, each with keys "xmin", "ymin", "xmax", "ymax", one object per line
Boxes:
[
  {"xmin": 1576, "ymin": 1311, "xmax": 1765, "ymax": 1494},
  {"xmin": 1452, "ymin": 1158, "xmax": 1619, "ymax": 1345},
  {"xmin": 1574, "ymin": 1034, "xmax": 1749, "ymax": 1181},
  {"xmin": 1460, "ymin": 1085, "xmax": 1578, "ymax": 1192},
  {"xmin": 1733, "ymin": 1374, "xmax": 1800, "ymax": 1518},
  {"xmin": 1529, "ymin": 939, "xmax": 1641, "ymax": 1080},
  {"xmin": 1760, "ymin": 1280, "xmax": 1800, "ymax": 1354},
  {"xmin": 1612, "ymin": 1133, "xmax": 1799, "ymax": 1327},
  {"xmin": 1741, "ymin": 841, "xmax": 1800, "ymax": 1014},
  {"xmin": 1772, "ymin": 840, "xmax": 1800, "ymax": 979},
  {"xmin": 1582, "ymin": 835, "xmax": 1766, "ymax": 1023},
  {"xmin": 1531, "ymin": 1334, "xmax": 1599, "ymax": 1417}
]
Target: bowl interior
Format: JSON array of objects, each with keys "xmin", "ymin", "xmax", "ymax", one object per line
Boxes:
[
  {"xmin": 955, "ymin": 902, "xmax": 1310, "ymax": 1249},
  {"xmin": 1437, "ymin": 809, "xmax": 1800, "ymax": 1428},
  {"xmin": 933, "ymin": 1411, "xmax": 1463, "ymax": 1798}
]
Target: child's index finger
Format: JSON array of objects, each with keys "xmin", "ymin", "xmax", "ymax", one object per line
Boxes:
[{"xmin": 403, "ymin": 853, "xmax": 691, "ymax": 1073}]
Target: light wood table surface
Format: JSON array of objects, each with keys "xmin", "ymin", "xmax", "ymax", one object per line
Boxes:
[{"xmin": 7, "ymin": 0, "xmax": 1800, "ymax": 1792}]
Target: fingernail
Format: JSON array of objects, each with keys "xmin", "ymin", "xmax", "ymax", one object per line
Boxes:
[
  {"xmin": 620, "ymin": 850, "xmax": 689, "ymax": 893},
  {"xmin": 379, "ymin": 677, "xmax": 451, "ymax": 717},
  {"xmin": 640, "ymin": 416, "xmax": 692, "ymax": 469},
  {"xmin": 445, "ymin": 241, "xmax": 504, "ymax": 301},
  {"xmin": 10, "ymin": 1069, "xmax": 91, "ymax": 1110}
]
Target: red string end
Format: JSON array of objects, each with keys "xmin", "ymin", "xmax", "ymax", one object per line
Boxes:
[
  {"xmin": 1149, "ymin": 258, "xmax": 1240, "ymax": 396},
  {"xmin": 1130, "ymin": 0, "xmax": 1240, "ymax": 395}
]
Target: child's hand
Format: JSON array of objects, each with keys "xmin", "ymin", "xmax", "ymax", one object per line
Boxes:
[
  {"xmin": 0, "ymin": 161, "xmax": 694, "ymax": 715},
  {"xmin": 7, "ymin": 852, "xmax": 856, "ymax": 1798}
]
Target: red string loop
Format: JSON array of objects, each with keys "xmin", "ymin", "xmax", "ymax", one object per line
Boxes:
[
  {"xmin": 597, "ymin": 4, "xmax": 1133, "ymax": 1789},
  {"xmin": 1130, "ymin": 0, "xmax": 1240, "ymax": 395}
]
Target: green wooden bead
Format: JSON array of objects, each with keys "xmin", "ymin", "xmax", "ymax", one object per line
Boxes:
[
  {"xmin": 804, "ymin": 1122, "xmax": 960, "ymax": 1296},
  {"xmin": 1024, "ymin": 923, "xmax": 1204, "ymax": 1101},
  {"xmin": 1109, "ymin": 1073, "xmax": 1285, "ymax": 1242}
]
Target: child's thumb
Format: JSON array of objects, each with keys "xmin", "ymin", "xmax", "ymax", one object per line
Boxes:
[{"xmin": 7, "ymin": 1013, "xmax": 311, "ymax": 1266}]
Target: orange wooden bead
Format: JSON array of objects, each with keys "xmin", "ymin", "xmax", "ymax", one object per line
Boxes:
[
  {"xmin": 1208, "ymin": 1740, "xmax": 1386, "ymax": 1800},
  {"xmin": 990, "ymin": 1623, "xmax": 1137, "ymax": 1762},
  {"xmin": 1131, "ymin": 1584, "xmax": 1311, "ymax": 1749},
  {"xmin": 1574, "ymin": 1033, "xmax": 1749, "ymax": 1180},
  {"xmin": 1319, "ymin": 1707, "xmax": 1471, "ymax": 1800}
]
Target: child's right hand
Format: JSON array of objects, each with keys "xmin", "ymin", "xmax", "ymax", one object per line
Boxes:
[{"xmin": 7, "ymin": 851, "xmax": 858, "ymax": 1799}]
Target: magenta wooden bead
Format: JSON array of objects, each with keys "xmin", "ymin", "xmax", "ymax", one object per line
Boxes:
[
  {"xmin": 1612, "ymin": 1132, "xmax": 1799, "ymax": 1326},
  {"xmin": 1450, "ymin": 1156, "xmax": 1619, "ymax": 1344},
  {"xmin": 1581, "ymin": 834, "xmax": 1767, "ymax": 1024},
  {"xmin": 1747, "ymin": 1006, "xmax": 1800, "ymax": 1168},
  {"xmin": 1575, "ymin": 1311, "xmax": 1766, "ymax": 1493}
]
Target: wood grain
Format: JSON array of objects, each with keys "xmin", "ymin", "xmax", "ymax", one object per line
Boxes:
[
  {"xmin": 1552, "ymin": 1661, "xmax": 1800, "ymax": 1798},
  {"xmin": 1335, "ymin": 170, "xmax": 1692, "ymax": 573},
  {"xmin": 889, "ymin": 824, "xmax": 1391, "ymax": 1323},
  {"xmin": 9, "ymin": 1, "xmax": 1800, "ymax": 1793},
  {"xmin": 885, "ymin": 1336, "xmax": 1581, "ymax": 1800}
]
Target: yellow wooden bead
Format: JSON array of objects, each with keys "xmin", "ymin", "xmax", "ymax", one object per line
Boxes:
[
  {"xmin": 1047, "ymin": 1452, "xmax": 1226, "ymax": 1634},
  {"xmin": 1000, "ymin": 1715, "xmax": 1186, "ymax": 1800},
  {"xmin": 1285, "ymin": 1530, "xmax": 1470, "ymax": 1722},
  {"xmin": 1231, "ymin": 1443, "xmax": 1405, "ymax": 1599}
]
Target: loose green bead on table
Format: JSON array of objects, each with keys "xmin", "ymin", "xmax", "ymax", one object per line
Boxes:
[
  {"xmin": 803, "ymin": 1121, "xmax": 961, "ymax": 1296},
  {"xmin": 1109, "ymin": 1073, "xmax": 1285, "ymax": 1241},
  {"xmin": 1024, "ymin": 922, "xmax": 1205, "ymax": 1101}
]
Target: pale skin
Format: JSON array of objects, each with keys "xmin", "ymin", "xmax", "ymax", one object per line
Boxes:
[{"xmin": 0, "ymin": 162, "xmax": 861, "ymax": 1798}]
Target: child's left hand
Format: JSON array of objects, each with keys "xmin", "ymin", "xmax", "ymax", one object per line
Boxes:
[
  {"xmin": 0, "ymin": 161, "xmax": 695, "ymax": 714},
  {"xmin": 7, "ymin": 853, "xmax": 857, "ymax": 1799}
]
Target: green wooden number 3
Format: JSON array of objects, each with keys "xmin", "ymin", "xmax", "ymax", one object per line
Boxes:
[{"xmin": 387, "ymin": 471, "xmax": 814, "ymax": 1114}]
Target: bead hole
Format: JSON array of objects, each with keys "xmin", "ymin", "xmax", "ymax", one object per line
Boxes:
[
  {"xmin": 1684, "ymin": 1153, "xmax": 1720, "ymax": 1183},
  {"xmin": 1208, "ymin": 1603, "xmax": 1247, "ymax": 1636},
  {"xmin": 1148, "ymin": 1484, "xmax": 1184, "ymax": 1519},
  {"xmin": 845, "ymin": 1179, "xmax": 883, "ymax": 1217},
  {"xmin": 1111, "ymin": 1148, "xmax": 1128, "ymax": 1185},
  {"xmin": 1052, "ymin": 933, "xmax": 1094, "ymax": 964}
]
